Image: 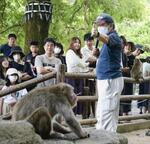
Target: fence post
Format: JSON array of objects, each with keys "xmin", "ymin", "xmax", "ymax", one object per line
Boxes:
[
  {"xmin": 82, "ymin": 86, "xmax": 90, "ymax": 119},
  {"xmin": 56, "ymin": 64, "xmax": 66, "ymax": 83}
]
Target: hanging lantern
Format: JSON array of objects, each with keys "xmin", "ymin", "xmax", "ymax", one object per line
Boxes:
[{"xmin": 24, "ymin": 1, "xmax": 52, "ymax": 22}]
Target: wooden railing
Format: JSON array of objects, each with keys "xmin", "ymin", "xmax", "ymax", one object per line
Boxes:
[
  {"xmin": 1, "ymin": 64, "xmax": 150, "ymax": 132},
  {"xmin": 0, "ymin": 70, "xmax": 56, "ymax": 97}
]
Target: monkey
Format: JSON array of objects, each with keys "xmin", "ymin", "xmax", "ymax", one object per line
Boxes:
[
  {"xmin": 130, "ymin": 58, "xmax": 143, "ymax": 82},
  {"xmin": 12, "ymin": 83, "xmax": 89, "ymax": 139}
]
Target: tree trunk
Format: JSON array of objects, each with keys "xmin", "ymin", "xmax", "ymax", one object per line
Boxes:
[{"xmin": 24, "ymin": 0, "xmax": 52, "ymax": 54}]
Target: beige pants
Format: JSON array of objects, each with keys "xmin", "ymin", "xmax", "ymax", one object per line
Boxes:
[{"xmin": 96, "ymin": 77, "xmax": 124, "ymax": 132}]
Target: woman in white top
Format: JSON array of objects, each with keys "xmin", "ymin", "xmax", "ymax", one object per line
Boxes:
[
  {"xmin": 66, "ymin": 37, "xmax": 89, "ymax": 117},
  {"xmin": 66, "ymin": 37, "xmax": 89, "ymax": 73}
]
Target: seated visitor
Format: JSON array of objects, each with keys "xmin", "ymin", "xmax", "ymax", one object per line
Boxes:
[{"xmin": 1, "ymin": 68, "xmax": 27, "ymax": 119}]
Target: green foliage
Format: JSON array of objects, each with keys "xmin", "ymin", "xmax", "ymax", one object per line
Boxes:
[
  {"xmin": 117, "ymin": 19, "xmax": 150, "ymax": 44},
  {"xmin": 117, "ymin": 0, "xmax": 150, "ymax": 57},
  {"xmin": 0, "ymin": 0, "xmax": 149, "ymax": 53},
  {"xmin": 98, "ymin": 0, "xmax": 144, "ymax": 21},
  {"xmin": 0, "ymin": 0, "xmax": 25, "ymax": 47},
  {"xmin": 50, "ymin": 0, "xmax": 145, "ymax": 51}
]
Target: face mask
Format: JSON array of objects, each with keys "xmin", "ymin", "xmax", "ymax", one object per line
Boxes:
[
  {"xmin": 98, "ymin": 26, "xmax": 109, "ymax": 35},
  {"xmin": 8, "ymin": 75, "xmax": 18, "ymax": 83},
  {"xmin": 54, "ymin": 47, "xmax": 61, "ymax": 54},
  {"xmin": 13, "ymin": 54, "xmax": 21, "ymax": 62}
]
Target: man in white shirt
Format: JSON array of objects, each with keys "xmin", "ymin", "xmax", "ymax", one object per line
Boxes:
[
  {"xmin": 81, "ymin": 32, "xmax": 99, "ymax": 68},
  {"xmin": 81, "ymin": 33, "xmax": 100, "ymax": 118},
  {"xmin": 35, "ymin": 38, "xmax": 61, "ymax": 87}
]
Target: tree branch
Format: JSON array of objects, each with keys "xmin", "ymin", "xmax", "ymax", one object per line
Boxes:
[
  {"xmin": 83, "ymin": 0, "xmax": 89, "ymax": 26},
  {"xmin": 65, "ymin": 25, "xmax": 85, "ymax": 31},
  {"xmin": 0, "ymin": 0, "xmax": 7, "ymax": 24},
  {"xmin": 0, "ymin": 23, "xmax": 22, "ymax": 34},
  {"xmin": 70, "ymin": 2, "xmax": 84, "ymax": 22}
]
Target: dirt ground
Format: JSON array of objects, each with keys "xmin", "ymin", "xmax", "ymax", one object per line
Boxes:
[{"xmin": 122, "ymin": 129, "xmax": 150, "ymax": 144}]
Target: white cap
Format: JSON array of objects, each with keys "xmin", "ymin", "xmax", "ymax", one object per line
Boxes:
[{"xmin": 6, "ymin": 68, "xmax": 19, "ymax": 76}]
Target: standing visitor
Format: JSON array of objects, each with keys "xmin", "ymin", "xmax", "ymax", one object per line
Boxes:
[
  {"xmin": 1, "ymin": 68, "xmax": 27, "ymax": 119},
  {"xmin": 9, "ymin": 46, "xmax": 34, "ymax": 81},
  {"xmin": 25, "ymin": 41, "xmax": 39, "ymax": 76},
  {"xmin": 92, "ymin": 13, "xmax": 124, "ymax": 132},
  {"xmin": 81, "ymin": 32, "xmax": 99, "ymax": 68},
  {"xmin": 66, "ymin": 37, "xmax": 89, "ymax": 117},
  {"xmin": 54, "ymin": 42, "xmax": 66, "ymax": 65},
  {"xmin": 0, "ymin": 33, "xmax": 17, "ymax": 57},
  {"xmin": 120, "ymin": 40, "xmax": 135, "ymax": 116},
  {"xmin": 35, "ymin": 38, "xmax": 61, "ymax": 87}
]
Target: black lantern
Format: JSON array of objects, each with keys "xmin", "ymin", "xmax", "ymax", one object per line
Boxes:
[{"xmin": 24, "ymin": 1, "xmax": 52, "ymax": 21}]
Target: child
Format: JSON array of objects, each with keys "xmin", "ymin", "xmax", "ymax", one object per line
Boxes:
[
  {"xmin": 1, "ymin": 68, "xmax": 27, "ymax": 119},
  {"xmin": 25, "ymin": 41, "xmax": 39, "ymax": 76},
  {"xmin": 0, "ymin": 56, "xmax": 9, "ymax": 80},
  {"xmin": 54, "ymin": 42, "xmax": 66, "ymax": 65},
  {"xmin": 9, "ymin": 46, "xmax": 34, "ymax": 81}
]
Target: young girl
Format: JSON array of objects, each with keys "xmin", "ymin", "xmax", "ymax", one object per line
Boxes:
[
  {"xmin": 1, "ymin": 68, "xmax": 27, "ymax": 119},
  {"xmin": 0, "ymin": 56, "xmax": 9, "ymax": 80},
  {"xmin": 0, "ymin": 56, "xmax": 10, "ymax": 115},
  {"xmin": 54, "ymin": 42, "xmax": 66, "ymax": 65},
  {"xmin": 9, "ymin": 46, "xmax": 34, "ymax": 81}
]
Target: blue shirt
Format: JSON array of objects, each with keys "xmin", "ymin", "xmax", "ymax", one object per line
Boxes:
[
  {"xmin": 0, "ymin": 44, "xmax": 14, "ymax": 57},
  {"xmin": 96, "ymin": 31, "xmax": 122, "ymax": 80}
]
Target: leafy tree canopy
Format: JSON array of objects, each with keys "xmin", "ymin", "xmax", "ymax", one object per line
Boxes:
[{"xmin": 0, "ymin": 0, "xmax": 149, "ymax": 53}]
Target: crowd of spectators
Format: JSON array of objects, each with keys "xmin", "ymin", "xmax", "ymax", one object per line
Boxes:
[{"xmin": 0, "ymin": 29, "xmax": 149, "ymax": 122}]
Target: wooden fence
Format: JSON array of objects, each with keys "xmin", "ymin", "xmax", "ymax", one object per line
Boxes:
[
  {"xmin": 58, "ymin": 64, "xmax": 150, "ymax": 132},
  {"xmin": 1, "ymin": 64, "xmax": 150, "ymax": 132}
]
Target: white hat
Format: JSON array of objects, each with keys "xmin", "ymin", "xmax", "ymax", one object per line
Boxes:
[{"xmin": 6, "ymin": 68, "xmax": 19, "ymax": 76}]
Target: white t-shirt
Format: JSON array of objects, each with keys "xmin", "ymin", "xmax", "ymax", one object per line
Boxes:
[
  {"xmin": 35, "ymin": 54, "xmax": 61, "ymax": 68},
  {"xmin": 66, "ymin": 49, "xmax": 89, "ymax": 73},
  {"xmin": 81, "ymin": 45, "xmax": 97, "ymax": 62},
  {"xmin": 143, "ymin": 62, "xmax": 150, "ymax": 77},
  {"xmin": 35, "ymin": 54, "xmax": 61, "ymax": 87}
]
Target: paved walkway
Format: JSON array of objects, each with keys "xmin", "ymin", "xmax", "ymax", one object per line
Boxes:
[{"xmin": 122, "ymin": 129, "xmax": 150, "ymax": 144}]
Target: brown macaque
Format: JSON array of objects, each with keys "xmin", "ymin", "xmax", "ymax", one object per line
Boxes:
[
  {"xmin": 12, "ymin": 83, "xmax": 89, "ymax": 139},
  {"xmin": 130, "ymin": 58, "xmax": 143, "ymax": 81}
]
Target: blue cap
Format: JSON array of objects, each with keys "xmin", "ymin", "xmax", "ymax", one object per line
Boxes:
[
  {"xmin": 96, "ymin": 13, "xmax": 114, "ymax": 24},
  {"xmin": 135, "ymin": 44, "xmax": 144, "ymax": 53}
]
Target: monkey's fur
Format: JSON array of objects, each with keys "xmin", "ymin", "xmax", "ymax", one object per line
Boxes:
[
  {"xmin": 130, "ymin": 58, "xmax": 143, "ymax": 82},
  {"xmin": 12, "ymin": 83, "xmax": 89, "ymax": 139}
]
